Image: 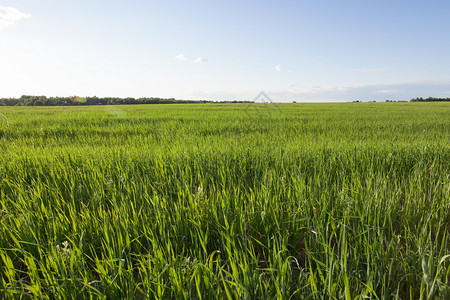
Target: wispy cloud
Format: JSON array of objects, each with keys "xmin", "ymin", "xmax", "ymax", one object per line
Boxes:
[
  {"xmin": 374, "ymin": 89, "xmax": 392, "ymax": 94},
  {"xmin": 275, "ymin": 65, "xmax": 282, "ymax": 72},
  {"xmin": 194, "ymin": 75, "xmax": 211, "ymax": 79},
  {"xmin": 176, "ymin": 81, "xmax": 450, "ymax": 102},
  {"xmin": 174, "ymin": 53, "xmax": 187, "ymax": 61},
  {"xmin": 194, "ymin": 57, "xmax": 207, "ymax": 64},
  {"xmin": 349, "ymin": 67, "xmax": 390, "ymax": 72},
  {"xmin": 286, "ymin": 84, "xmax": 355, "ymax": 94},
  {"xmin": 0, "ymin": 6, "xmax": 31, "ymax": 30},
  {"xmin": 271, "ymin": 81, "xmax": 450, "ymax": 102}
]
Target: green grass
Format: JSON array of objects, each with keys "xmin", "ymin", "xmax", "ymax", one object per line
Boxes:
[{"xmin": 0, "ymin": 102, "xmax": 449, "ymax": 299}]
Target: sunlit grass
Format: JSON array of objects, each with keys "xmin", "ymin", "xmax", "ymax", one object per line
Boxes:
[{"xmin": 0, "ymin": 102, "xmax": 449, "ymax": 298}]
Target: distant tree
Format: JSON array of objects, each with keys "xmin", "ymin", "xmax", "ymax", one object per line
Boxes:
[{"xmin": 410, "ymin": 97, "xmax": 449, "ymax": 102}]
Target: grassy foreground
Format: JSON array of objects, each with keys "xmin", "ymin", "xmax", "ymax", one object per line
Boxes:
[{"xmin": 0, "ymin": 102, "xmax": 449, "ymax": 299}]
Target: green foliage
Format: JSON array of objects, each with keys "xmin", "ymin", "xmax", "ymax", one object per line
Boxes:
[
  {"xmin": 410, "ymin": 97, "xmax": 450, "ymax": 102},
  {"xmin": 0, "ymin": 95, "xmax": 250, "ymax": 106},
  {"xmin": 0, "ymin": 102, "xmax": 449, "ymax": 298}
]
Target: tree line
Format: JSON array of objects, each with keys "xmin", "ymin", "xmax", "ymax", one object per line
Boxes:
[
  {"xmin": 410, "ymin": 97, "xmax": 450, "ymax": 102},
  {"xmin": 0, "ymin": 95, "xmax": 250, "ymax": 106}
]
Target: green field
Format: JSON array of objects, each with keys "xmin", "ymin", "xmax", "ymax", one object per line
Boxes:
[{"xmin": 0, "ymin": 103, "xmax": 449, "ymax": 299}]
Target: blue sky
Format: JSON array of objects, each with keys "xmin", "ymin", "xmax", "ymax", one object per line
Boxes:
[{"xmin": 1, "ymin": 0, "xmax": 450, "ymax": 102}]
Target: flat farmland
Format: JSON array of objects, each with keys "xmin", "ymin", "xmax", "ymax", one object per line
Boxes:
[{"xmin": 0, "ymin": 102, "xmax": 449, "ymax": 299}]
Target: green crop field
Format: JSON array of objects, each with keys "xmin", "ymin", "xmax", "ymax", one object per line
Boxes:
[{"xmin": 0, "ymin": 102, "xmax": 449, "ymax": 299}]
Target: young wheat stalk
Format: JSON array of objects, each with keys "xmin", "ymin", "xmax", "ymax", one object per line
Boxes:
[{"xmin": 0, "ymin": 112, "xmax": 8, "ymax": 126}]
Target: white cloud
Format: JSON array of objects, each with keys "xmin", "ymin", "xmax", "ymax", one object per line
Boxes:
[
  {"xmin": 275, "ymin": 65, "xmax": 282, "ymax": 72},
  {"xmin": 158, "ymin": 81, "xmax": 450, "ymax": 102},
  {"xmin": 190, "ymin": 90, "xmax": 248, "ymax": 101},
  {"xmin": 374, "ymin": 89, "xmax": 392, "ymax": 94},
  {"xmin": 349, "ymin": 67, "xmax": 390, "ymax": 72},
  {"xmin": 270, "ymin": 81, "xmax": 450, "ymax": 102},
  {"xmin": 286, "ymin": 84, "xmax": 356, "ymax": 94},
  {"xmin": 0, "ymin": 6, "xmax": 31, "ymax": 30},
  {"xmin": 174, "ymin": 53, "xmax": 187, "ymax": 61},
  {"xmin": 194, "ymin": 57, "xmax": 207, "ymax": 64}
]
